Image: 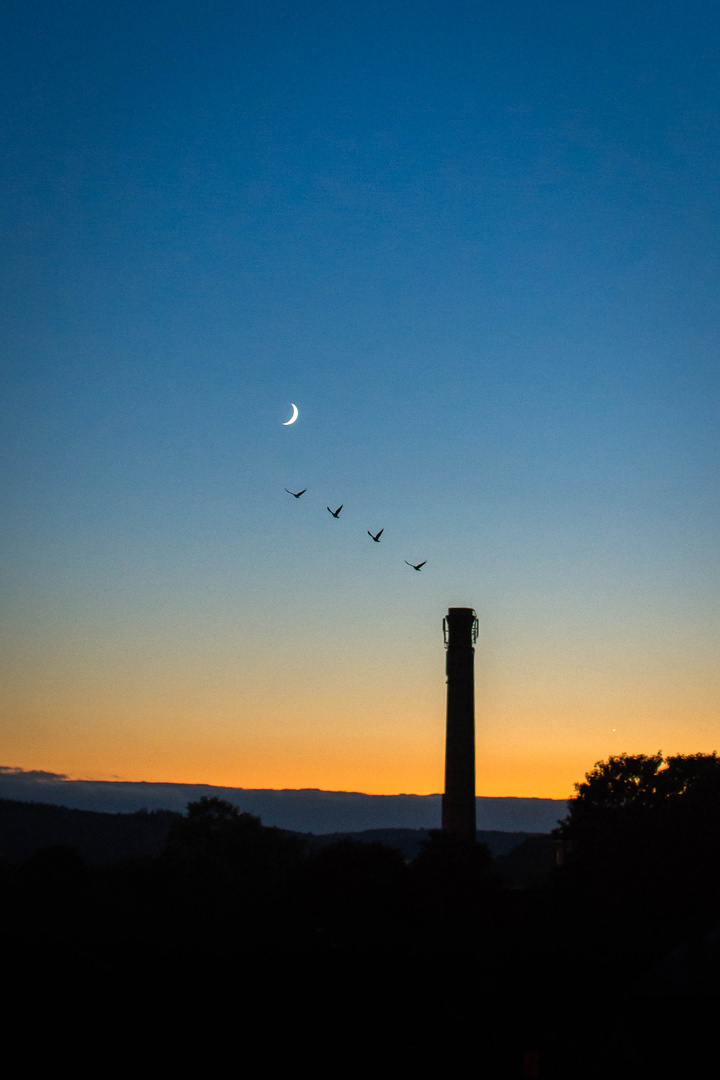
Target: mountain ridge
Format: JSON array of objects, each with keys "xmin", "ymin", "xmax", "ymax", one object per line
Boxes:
[{"xmin": 0, "ymin": 766, "xmax": 567, "ymax": 833}]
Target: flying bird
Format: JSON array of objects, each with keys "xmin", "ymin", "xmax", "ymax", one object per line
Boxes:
[
  {"xmin": 368, "ymin": 529, "xmax": 384, "ymax": 542},
  {"xmin": 405, "ymin": 560, "xmax": 427, "ymax": 571},
  {"xmin": 327, "ymin": 505, "xmax": 343, "ymax": 518},
  {"xmin": 285, "ymin": 488, "xmax": 307, "ymax": 498}
]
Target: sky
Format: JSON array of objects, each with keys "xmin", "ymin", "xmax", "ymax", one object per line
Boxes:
[{"xmin": 1, "ymin": 0, "xmax": 719, "ymax": 799}]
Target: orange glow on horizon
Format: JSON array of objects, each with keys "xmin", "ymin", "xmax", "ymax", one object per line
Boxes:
[{"xmin": 3, "ymin": 621, "xmax": 717, "ymax": 803}]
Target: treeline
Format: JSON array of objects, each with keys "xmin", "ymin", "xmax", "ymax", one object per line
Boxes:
[
  {"xmin": 4, "ymin": 754, "xmax": 720, "ymax": 980},
  {"xmin": 0, "ymin": 797, "xmax": 539, "ymax": 962},
  {"xmin": 0, "ymin": 797, "xmax": 543, "ymax": 865},
  {"xmin": 3, "ymin": 756, "xmax": 720, "ymax": 1074}
]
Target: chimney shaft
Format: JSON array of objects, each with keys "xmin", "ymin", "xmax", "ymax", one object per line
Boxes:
[{"xmin": 441, "ymin": 607, "xmax": 478, "ymax": 842}]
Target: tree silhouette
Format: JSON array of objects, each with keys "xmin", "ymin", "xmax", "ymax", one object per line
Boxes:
[
  {"xmin": 155, "ymin": 797, "xmax": 306, "ymax": 955},
  {"xmin": 410, "ymin": 829, "xmax": 498, "ymax": 925},
  {"xmin": 557, "ymin": 752, "xmax": 720, "ymax": 920},
  {"xmin": 165, "ymin": 796, "xmax": 303, "ymax": 873},
  {"xmin": 289, "ymin": 837, "xmax": 408, "ymax": 951}
]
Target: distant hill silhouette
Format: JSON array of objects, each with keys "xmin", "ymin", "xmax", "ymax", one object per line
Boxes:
[
  {"xmin": 0, "ymin": 798, "xmax": 179, "ymax": 864},
  {"xmin": 0, "ymin": 766, "xmax": 566, "ymax": 833}
]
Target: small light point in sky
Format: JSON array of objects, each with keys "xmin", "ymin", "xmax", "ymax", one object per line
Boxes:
[{"xmin": 283, "ymin": 403, "xmax": 299, "ymax": 426}]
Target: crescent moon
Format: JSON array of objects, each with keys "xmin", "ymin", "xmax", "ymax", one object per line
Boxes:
[{"xmin": 283, "ymin": 403, "xmax": 299, "ymax": 426}]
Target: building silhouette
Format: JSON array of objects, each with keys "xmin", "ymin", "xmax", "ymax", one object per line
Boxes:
[{"xmin": 441, "ymin": 607, "xmax": 478, "ymax": 843}]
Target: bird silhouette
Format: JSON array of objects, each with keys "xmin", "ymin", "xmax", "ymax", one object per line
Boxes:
[
  {"xmin": 368, "ymin": 529, "xmax": 384, "ymax": 542},
  {"xmin": 327, "ymin": 505, "xmax": 343, "ymax": 518},
  {"xmin": 285, "ymin": 488, "xmax": 307, "ymax": 498},
  {"xmin": 405, "ymin": 560, "xmax": 427, "ymax": 571}
]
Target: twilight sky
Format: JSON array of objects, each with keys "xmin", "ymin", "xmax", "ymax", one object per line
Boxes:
[{"xmin": 2, "ymin": 0, "xmax": 719, "ymax": 798}]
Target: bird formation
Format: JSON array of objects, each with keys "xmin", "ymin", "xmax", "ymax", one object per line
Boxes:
[{"xmin": 285, "ymin": 488, "xmax": 426, "ymax": 570}]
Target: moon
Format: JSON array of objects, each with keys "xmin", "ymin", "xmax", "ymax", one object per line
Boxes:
[{"xmin": 283, "ymin": 402, "xmax": 299, "ymax": 426}]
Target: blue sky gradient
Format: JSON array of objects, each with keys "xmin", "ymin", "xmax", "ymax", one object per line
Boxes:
[{"xmin": 2, "ymin": 0, "xmax": 718, "ymax": 795}]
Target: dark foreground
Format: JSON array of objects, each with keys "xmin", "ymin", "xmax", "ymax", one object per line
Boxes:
[{"xmin": 2, "ymin": 788, "xmax": 719, "ymax": 1077}]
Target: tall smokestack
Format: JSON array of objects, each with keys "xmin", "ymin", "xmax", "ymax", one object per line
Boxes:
[{"xmin": 441, "ymin": 606, "xmax": 478, "ymax": 843}]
